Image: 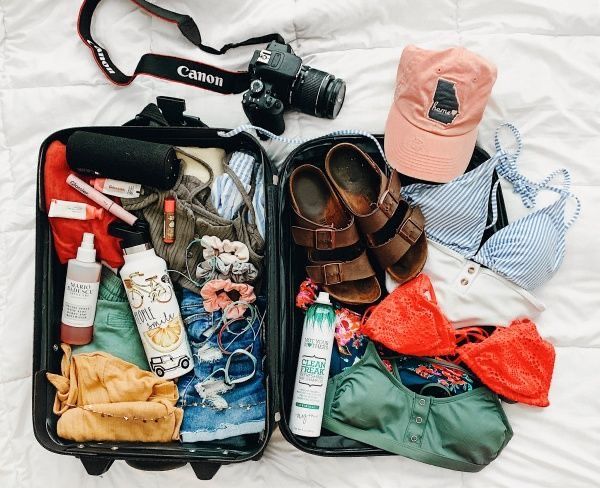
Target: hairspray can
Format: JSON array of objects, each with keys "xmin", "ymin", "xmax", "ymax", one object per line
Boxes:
[{"xmin": 289, "ymin": 292, "xmax": 336, "ymax": 437}]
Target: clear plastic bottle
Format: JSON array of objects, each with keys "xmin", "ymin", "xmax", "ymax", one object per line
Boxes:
[
  {"xmin": 60, "ymin": 233, "xmax": 102, "ymax": 345},
  {"xmin": 289, "ymin": 292, "xmax": 336, "ymax": 437}
]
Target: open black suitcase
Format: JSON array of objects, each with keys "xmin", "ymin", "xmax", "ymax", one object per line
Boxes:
[{"xmin": 32, "ymin": 98, "xmax": 507, "ymax": 479}]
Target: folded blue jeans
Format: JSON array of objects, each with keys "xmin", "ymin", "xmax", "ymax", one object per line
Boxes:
[{"xmin": 177, "ymin": 289, "xmax": 266, "ymax": 442}]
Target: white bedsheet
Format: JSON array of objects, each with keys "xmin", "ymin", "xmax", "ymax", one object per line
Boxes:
[{"xmin": 1, "ymin": 0, "xmax": 599, "ymax": 486}]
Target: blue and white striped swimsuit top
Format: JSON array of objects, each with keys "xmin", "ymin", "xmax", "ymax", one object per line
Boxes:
[{"xmin": 401, "ymin": 124, "xmax": 581, "ymax": 291}]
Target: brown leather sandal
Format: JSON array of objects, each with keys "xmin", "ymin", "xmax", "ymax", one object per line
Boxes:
[
  {"xmin": 289, "ymin": 164, "xmax": 381, "ymax": 305},
  {"xmin": 325, "ymin": 143, "xmax": 427, "ymax": 284}
]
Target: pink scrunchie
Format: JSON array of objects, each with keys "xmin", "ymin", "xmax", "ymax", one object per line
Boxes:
[{"xmin": 200, "ymin": 279, "xmax": 256, "ymax": 319}]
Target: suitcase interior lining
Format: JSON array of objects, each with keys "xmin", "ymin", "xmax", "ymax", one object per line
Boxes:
[{"xmin": 277, "ymin": 136, "xmax": 505, "ymax": 455}]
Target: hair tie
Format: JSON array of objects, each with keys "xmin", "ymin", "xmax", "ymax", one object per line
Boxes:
[
  {"xmin": 200, "ymin": 279, "xmax": 256, "ymax": 319},
  {"xmin": 201, "ymin": 236, "xmax": 250, "ymax": 264}
]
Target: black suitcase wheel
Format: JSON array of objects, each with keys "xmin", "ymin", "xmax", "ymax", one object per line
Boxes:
[
  {"xmin": 191, "ymin": 462, "xmax": 221, "ymax": 480},
  {"xmin": 79, "ymin": 456, "xmax": 114, "ymax": 476}
]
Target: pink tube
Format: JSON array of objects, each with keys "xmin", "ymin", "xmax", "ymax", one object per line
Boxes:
[
  {"xmin": 66, "ymin": 174, "xmax": 138, "ymax": 226},
  {"xmin": 48, "ymin": 199, "xmax": 104, "ymax": 220}
]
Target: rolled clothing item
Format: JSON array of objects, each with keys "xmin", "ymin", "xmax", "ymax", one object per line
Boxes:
[
  {"xmin": 211, "ymin": 151, "xmax": 266, "ymax": 238},
  {"xmin": 43, "ymin": 141, "xmax": 124, "ymax": 268},
  {"xmin": 46, "ymin": 344, "xmax": 182, "ymax": 442},
  {"xmin": 72, "ymin": 267, "xmax": 149, "ymax": 371},
  {"xmin": 66, "ymin": 131, "xmax": 180, "ymax": 190},
  {"xmin": 121, "ymin": 169, "xmax": 264, "ymax": 295}
]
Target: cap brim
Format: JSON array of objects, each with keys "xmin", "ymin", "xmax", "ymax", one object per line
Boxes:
[{"xmin": 384, "ymin": 103, "xmax": 477, "ymax": 183}]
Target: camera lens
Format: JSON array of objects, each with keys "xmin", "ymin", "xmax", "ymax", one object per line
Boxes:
[{"xmin": 291, "ymin": 66, "xmax": 346, "ymax": 119}]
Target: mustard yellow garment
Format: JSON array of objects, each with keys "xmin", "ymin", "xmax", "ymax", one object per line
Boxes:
[{"xmin": 46, "ymin": 344, "xmax": 183, "ymax": 442}]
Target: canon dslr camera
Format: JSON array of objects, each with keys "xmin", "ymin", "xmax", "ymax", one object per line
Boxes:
[{"xmin": 242, "ymin": 41, "xmax": 346, "ymax": 136}]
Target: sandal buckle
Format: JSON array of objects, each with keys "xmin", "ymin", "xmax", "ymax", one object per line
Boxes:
[
  {"xmin": 315, "ymin": 228, "xmax": 335, "ymax": 250},
  {"xmin": 322, "ymin": 262, "xmax": 343, "ymax": 285},
  {"xmin": 379, "ymin": 190, "xmax": 399, "ymax": 218},
  {"xmin": 398, "ymin": 217, "xmax": 422, "ymax": 245}
]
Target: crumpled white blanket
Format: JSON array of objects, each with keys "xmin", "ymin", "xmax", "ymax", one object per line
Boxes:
[{"xmin": 2, "ymin": 0, "xmax": 600, "ymax": 487}]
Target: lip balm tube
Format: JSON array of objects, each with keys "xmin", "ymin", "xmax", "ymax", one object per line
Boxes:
[
  {"xmin": 66, "ymin": 174, "xmax": 138, "ymax": 226},
  {"xmin": 48, "ymin": 199, "xmax": 104, "ymax": 220},
  {"xmin": 163, "ymin": 197, "xmax": 176, "ymax": 244},
  {"xmin": 90, "ymin": 178, "xmax": 142, "ymax": 198}
]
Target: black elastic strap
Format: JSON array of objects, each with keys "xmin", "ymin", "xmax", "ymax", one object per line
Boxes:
[
  {"xmin": 131, "ymin": 0, "xmax": 284, "ymax": 54},
  {"xmin": 122, "ymin": 103, "xmax": 170, "ymax": 127},
  {"xmin": 77, "ymin": 0, "xmax": 285, "ymax": 94},
  {"xmin": 122, "ymin": 97, "xmax": 209, "ymax": 127}
]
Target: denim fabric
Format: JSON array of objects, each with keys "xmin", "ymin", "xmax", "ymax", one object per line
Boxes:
[{"xmin": 177, "ymin": 289, "xmax": 266, "ymax": 442}]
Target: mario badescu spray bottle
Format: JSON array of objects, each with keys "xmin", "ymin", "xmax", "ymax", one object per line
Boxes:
[
  {"xmin": 289, "ymin": 292, "xmax": 336, "ymax": 437},
  {"xmin": 60, "ymin": 233, "xmax": 101, "ymax": 345}
]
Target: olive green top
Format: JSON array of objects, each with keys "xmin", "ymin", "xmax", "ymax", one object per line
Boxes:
[
  {"xmin": 322, "ymin": 342, "xmax": 513, "ymax": 472},
  {"xmin": 122, "ymin": 163, "xmax": 264, "ymax": 295}
]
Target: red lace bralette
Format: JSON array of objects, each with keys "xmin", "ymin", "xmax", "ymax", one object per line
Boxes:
[
  {"xmin": 458, "ymin": 318, "xmax": 555, "ymax": 407},
  {"xmin": 361, "ymin": 274, "xmax": 555, "ymax": 407},
  {"xmin": 361, "ymin": 274, "xmax": 456, "ymax": 357}
]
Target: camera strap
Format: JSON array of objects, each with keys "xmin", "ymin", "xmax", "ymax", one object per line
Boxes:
[{"xmin": 77, "ymin": 0, "xmax": 285, "ymax": 94}]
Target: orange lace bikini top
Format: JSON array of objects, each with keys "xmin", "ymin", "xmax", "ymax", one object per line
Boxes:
[{"xmin": 361, "ymin": 274, "xmax": 555, "ymax": 407}]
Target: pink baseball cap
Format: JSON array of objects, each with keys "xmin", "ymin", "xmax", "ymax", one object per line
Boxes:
[{"xmin": 384, "ymin": 45, "xmax": 497, "ymax": 183}]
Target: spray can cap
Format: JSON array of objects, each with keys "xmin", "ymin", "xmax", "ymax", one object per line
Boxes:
[
  {"xmin": 76, "ymin": 232, "xmax": 97, "ymax": 262},
  {"xmin": 314, "ymin": 292, "xmax": 331, "ymax": 305}
]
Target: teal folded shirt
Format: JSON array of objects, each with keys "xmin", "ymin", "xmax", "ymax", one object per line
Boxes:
[{"xmin": 73, "ymin": 267, "xmax": 149, "ymax": 371}]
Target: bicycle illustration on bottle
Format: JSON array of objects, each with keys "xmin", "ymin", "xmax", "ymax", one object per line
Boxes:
[{"xmin": 123, "ymin": 272, "xmax": 173, "ymax": 309}]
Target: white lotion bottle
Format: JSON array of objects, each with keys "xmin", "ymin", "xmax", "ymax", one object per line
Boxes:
[
  {"xmin": 289, "ymin": 292, "xmax": 336, "ymax": 437},
  {"xmin": 60, "ymin": 233, "xmax": 101, "ymax": 345},
  {"xmin": 109, "ymin": 220, "xmax": 193, "ymax": 380}
]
